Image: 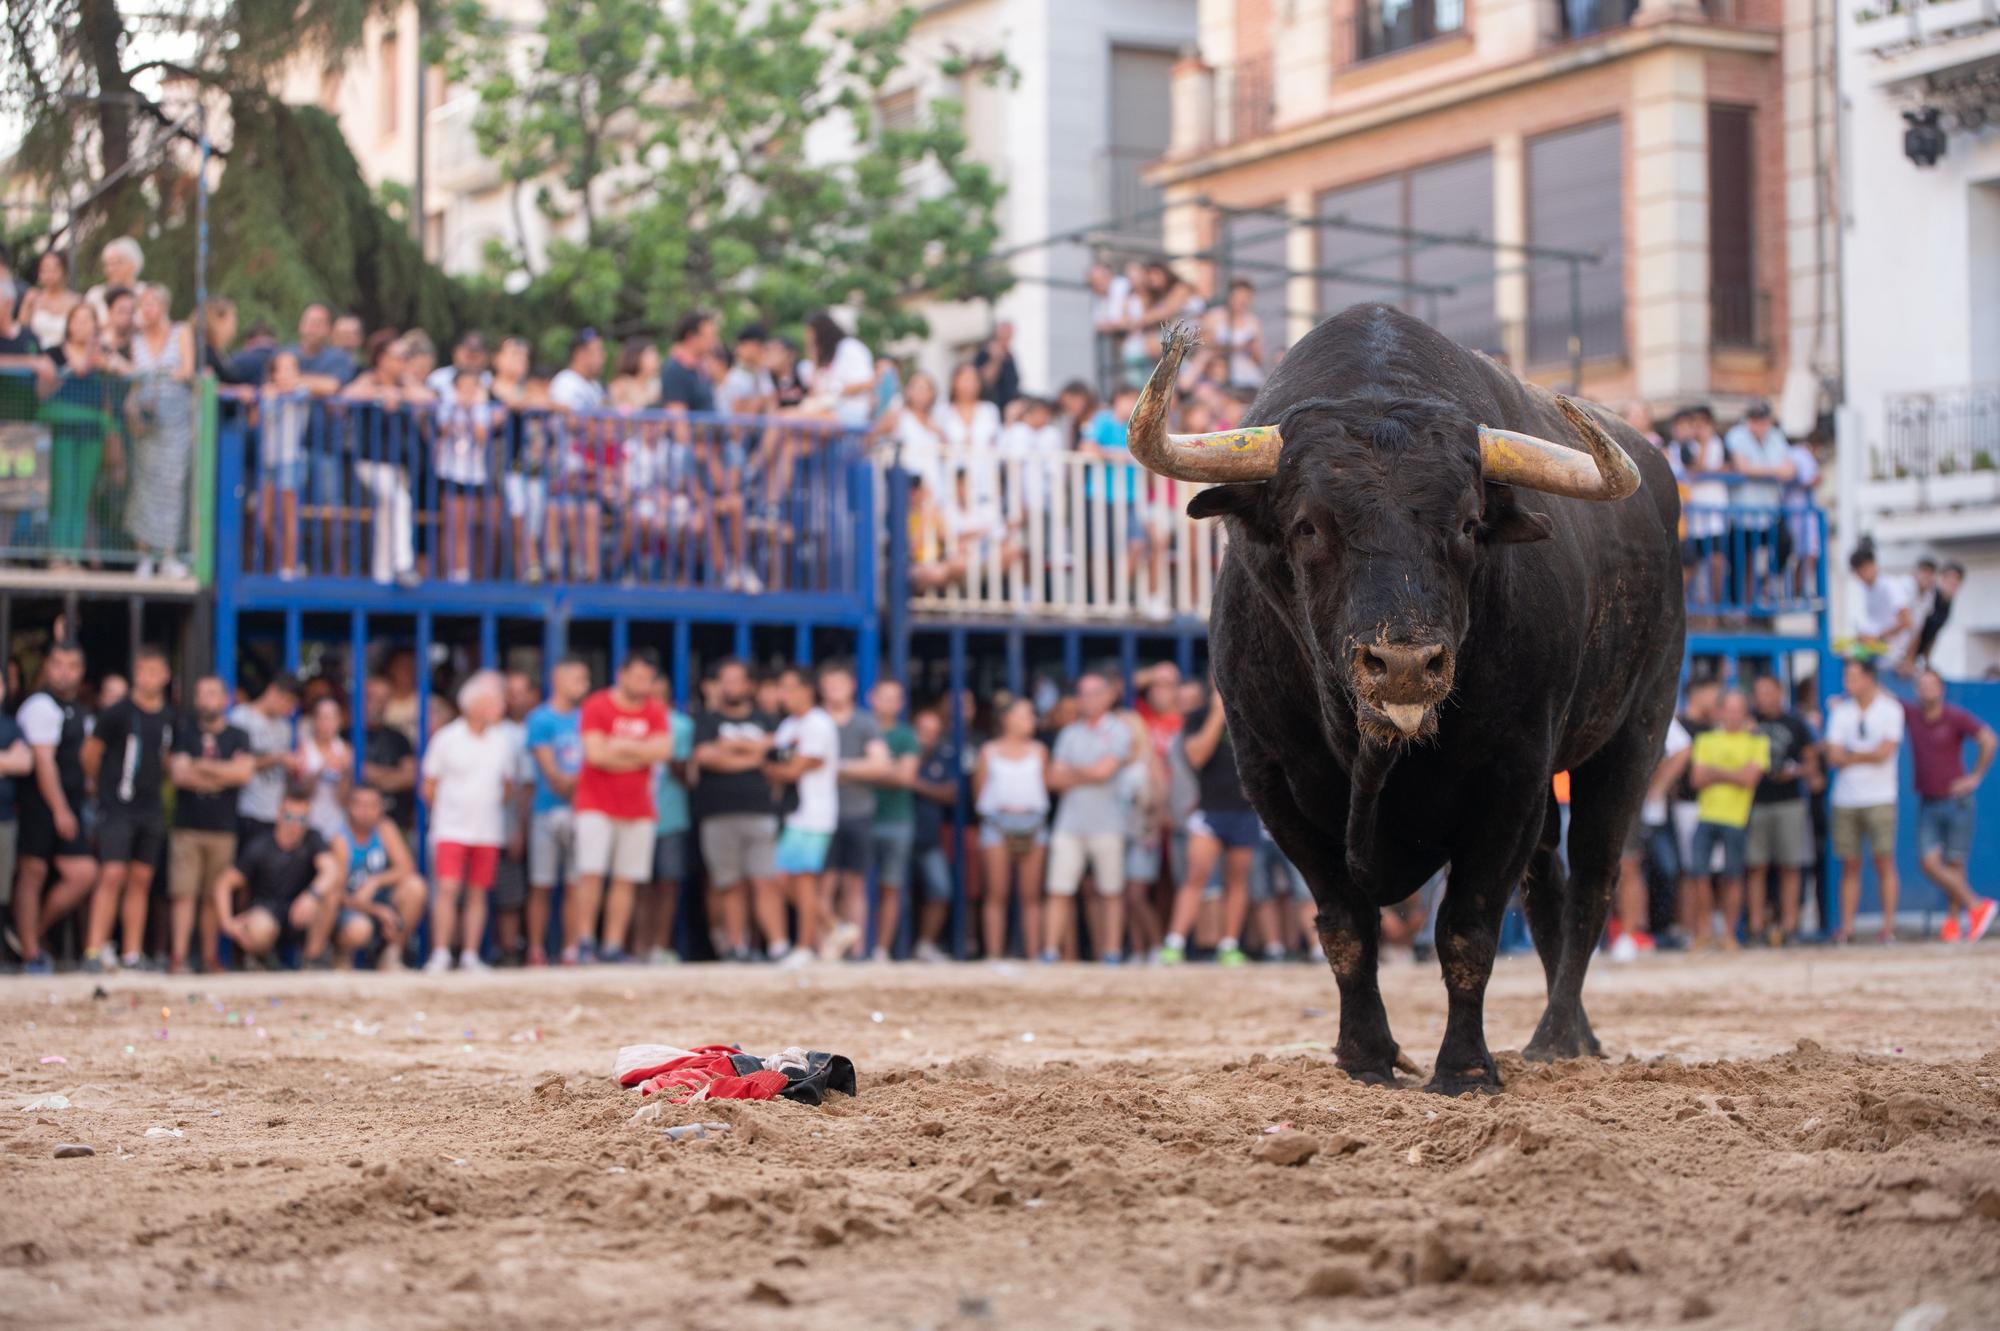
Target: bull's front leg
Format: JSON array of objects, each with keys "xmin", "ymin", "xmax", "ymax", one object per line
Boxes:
[
  {"xmin": 1315, "ymin": 896, "xmax": 1400, "ymax": 1085},
  {"xmin": 1427, "ymin": 773, "xmax": 1544, "ymax": 1096}
]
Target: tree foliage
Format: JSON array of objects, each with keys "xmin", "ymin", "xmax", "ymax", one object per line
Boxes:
[{"xmin": 442, "ymin": 0, "xmax": 1010, "ymax": 357}]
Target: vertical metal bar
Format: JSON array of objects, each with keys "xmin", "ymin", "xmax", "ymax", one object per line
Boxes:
[
  {"xmin": 128, "ymin": 596, "xmax": 144, "ymax": 662},
  {"xmin": 1063, "ymin": 632, "xmax": 1082, "ymax": 686},
  {"xmin": 1119, "ymin": 633, "xmax": 1138, "ymax": 706},
  {"xmin": 542, "ymin": 608, "xmax": 566, "ymax": 689},
  {"xmin": 349, "ymin": 609, "xmax": 367, "ymax": 780},
  {"xmin": 948, "ymin": 627, "xmax": 968, "ymax": 960},
  {"xmin": 1005, "ymin": 630, "xmax": 1026, "ymax": 698},
  {"xmin": 215, "ymin": 598, "xmax": 237, "ymax": 694},
  {"xmin": 671, "ymin": 618, "xmax": 691, "ymax": 708},
  {"xmin": 794, "ymin": 621, "xmax": 813, "ymax": 667},
  {"xmin": 479, "ymin": 614, "xmax": 498, "ymax": 671},
  {"xmin": 884, "ymin": 460, "xmax": 911, "ymax": 688},
  {"xmin": 283, "ymin": 607, "xmax": 301, "ymax": 677},
  {"xmin": 1176, "ymin": 633, "xmax": 1196, "ymax": 678},
  {"xmin": 734, "ymin": 620, "xmax": 752, "ymax": 663},
  {"xmin": 611, "ymin": 616, "xmax": 629, "ymax": 668}
]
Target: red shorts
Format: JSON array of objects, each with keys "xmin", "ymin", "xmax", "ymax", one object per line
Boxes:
[{"xmin": 433, "ymin": 842, "xmax": 500, "ymax": 890}]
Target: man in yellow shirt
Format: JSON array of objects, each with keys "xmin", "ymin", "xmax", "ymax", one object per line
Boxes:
[{"xmin": 1688, "ymin": 689, "xmax": 1770, "ymax": 949}]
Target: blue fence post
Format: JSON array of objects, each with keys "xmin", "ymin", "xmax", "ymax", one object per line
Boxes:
[
  {"xmin": 671, "ymin": 618, "xmax": 691, "ymax": 707},
  {"xmin": 414, "ymin": 609, "xmax": 433, "ymax": 960},
  {"xmin": 611, "ymin": 616, "xmax": 629, "ymax": 668},
  {"xmin": 1119, "ymin": 633, "xmax": 1139, "ymax": 705},
  {"xmin": 349, "ymin": 609, "xmax": 367, "ymax": 780},
  {"xmin": 283, "ymin": 608, "xmax": 302, "ymax": 677},
  {"xmin": 480, "ymin": 614, "xmax": 498, "ymax": 671},
  {"xmin": 948, "ymin": 627, "xmax": 968, "ymax": 960},
  {"xmin": 1005, "ymin": 630, "xmax": 1025, "ymax": 698},
  {"xmin": 856, "ymin": 451, "xmax": 880, "ymax": 691},
  {"xmin": 884, "ymin": 463, "xmax": 911, "ymax": 688},
  {"xmin": 214, "ymin": 399, "xmax": 247, "ymax": 691}
]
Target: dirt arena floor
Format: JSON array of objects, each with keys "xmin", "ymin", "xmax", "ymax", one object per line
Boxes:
[{"xmin": 3, "ymin": 946, "xmax": 1997, "ymax": 1331}]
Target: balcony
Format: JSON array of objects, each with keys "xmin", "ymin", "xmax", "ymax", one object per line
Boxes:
[
  {"xmin": 214, "ymin": 395, "xmax": 876, "ymax": 622},
  {"xmin": 0, "ymin": 366, "xmax": 211, "ymax": 590},
  {"xmin": 1710, "ymin": 282, "xmax": 1772, "ymax": 351},
  {"xmin": 1679, "ymin": 484, "xmax": 1829, "ymax": 625},
  {"xmin": 1218, "ymin": 53, "xmax": 1275, "ymax": 145},
  {"xmin": 1096, "ymin": 146, "xmax": 1166, "ymax": 238},
  {"xmin": 1556, "ymin": 0, "xmax": 1639, "ymax": 40},
  {"xmin": 427, "ymin": 94, "xmax": 502, "ymax": 194}
]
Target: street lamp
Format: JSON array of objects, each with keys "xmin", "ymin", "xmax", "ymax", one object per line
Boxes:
[{"xmin": 1902, "ymin": 107, "xmax": 1947, "ymax": 168}]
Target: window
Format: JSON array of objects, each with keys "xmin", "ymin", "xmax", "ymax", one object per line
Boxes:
[
  {"xmin": 1105, "ymin": 46, "xmax": 1176, "ymax": 233},
  {"xmin": 877, "ymin": 89, "xmax": 919, "ymax": 133},
  {"xmin": 380, "ymin": 32, "xmax": 399, "ymax": 136},
  {"xmin": 1708, "ymin": 105, "xmax": 1757, "ymax": 347},
  {"xmin": 1558, "ymin": 0, "xmax": 1638, "ymax": 39},
  {"xmin": 1526, "ymin": 118, "xmax": 1624, "ymax": 366},
  {"xmin": 1315, "ymin": 152, "xmax": 1498, "ymax": 352},
  {"xmin": 1355, "ymin": 0, "xmax": 1465, "ymax": 61}
]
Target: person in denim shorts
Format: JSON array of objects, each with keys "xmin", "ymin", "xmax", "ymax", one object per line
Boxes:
[
  {"xmin": 975, "ymin": 698, "xmax": 1050, "ymax": 961},
  {"xmin": 1903, "ymin": 667, "xmax": 1997, "ymax": 943}
]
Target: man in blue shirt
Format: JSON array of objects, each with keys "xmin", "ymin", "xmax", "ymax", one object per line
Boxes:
[
  {"xmin": 640, "ymin": 677, "xmax": 698, "ymax": 964},
  {"xmin": 276, "ymin": 302, "xmax": 358, "ymax": 396},
  {"xmin": 658, "ymin": 312, "xmax": 718, "ymax": 413},
  {"xmin": 524, "ymin": 655, "xmax": 591, "ymax": 966}
]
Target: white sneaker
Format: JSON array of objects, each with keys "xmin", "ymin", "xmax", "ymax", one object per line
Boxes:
[
  {"xmin": 422, "ymin": 948, "xmax": 453, "ymax": 974},
  {"xmin": 458, "ymin": 950, "xmax": 490, "ymax": 973},
  {"xmin": 819, "ymin": 920, "xmax": 862, "ymax": 962},
  {"xmin": 776, "ymin": 945, "xmax": 816, "ymax": 970},
  {"xmin": 1609, "ymin": 933, "xmax": 1639, "ymax": 963},
  {"xmin": 133, "ymin": 556, "xmax": 156, "ymax": 579},
  {"xmin": 159, "ymin": 557, "xmax": 190, "ymax": 579},
  {"xmin": 739, "ymin": 566, "xmax": 765, "ymax": 595},
  {"xmin": 913, "ymin": 940, "xmax": 948, "ymax": 964}
]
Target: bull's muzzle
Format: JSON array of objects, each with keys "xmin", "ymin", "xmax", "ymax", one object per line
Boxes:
[{"xmin": 1354, "ymin": 642, "xmax": 1450, "ymax": 738}]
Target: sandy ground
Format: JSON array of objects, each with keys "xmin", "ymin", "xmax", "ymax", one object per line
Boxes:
[{"xmin": 2, "ymin": 946, "xmax": 1997, "ymax": 1331}]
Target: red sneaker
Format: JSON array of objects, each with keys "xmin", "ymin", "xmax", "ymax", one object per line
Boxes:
[
  {"xmin": 1940, "ymin": 915, "xmax": 1963, "ymax": 943},
  {"xmin": 1969, "ymin": 898, "xmax": 1998, "ymax": 944}
]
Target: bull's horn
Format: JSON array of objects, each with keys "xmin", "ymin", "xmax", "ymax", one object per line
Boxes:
[
  {"xmin": 1125, "ymin": 323, "xmax": 1283, "ymax": 483},
  {"xmin": 1477, "ymin": 396, "xmax": 1640, "ymax": 501}
]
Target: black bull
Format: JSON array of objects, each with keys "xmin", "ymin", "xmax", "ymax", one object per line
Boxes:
[{"xmin": 1180, "ymin": 305, "xmax": 1685, "ymax": 1094}]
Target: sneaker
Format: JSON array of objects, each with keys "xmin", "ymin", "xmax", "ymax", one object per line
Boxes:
[
  {"xmin": 776, "ymin": 946, "xmax": 815, "ymax": 970},
  {"xmin": 422, "ymin": 948, "xmax": 453, "ymax": 974},
  {"xmin": 913, "ymin": 940, "xmax": 948, "ymax": 964},
  {"xmin": 1155, "ymin": 944, "xmax": 1185, "ymax": 966},
  {"xmin": 458, "ymin": 950, "xmax": 490, "ymax": 974},
  {"xmin": 277, "ymin": 565, "xmax": 302, "ymax": 582},
  {"xmin": 159, "ymin": 557, "xmax": 190, "ymax": 579},
  {"xmin": 1940, "ymin": 914, "xmax": 1964, "ymax": 943},
  {"xmin": 1261, "ymin": 942, "xmax": 1288, "ymax": 963},
  {"xmin": 576, "ymin": 938, "xmax": 599, "ymax": 966},
  {"xmin": 1609, "ymin": 933, "xmax": 1640, "ymax": 963},
  {"xmin": 740, "ymin": 566, "xmax": 765, "ymax": 595},
  {"xmin": 134, "ymin": 556, "xmax": 156, "ymax": 578},
  {"xmin": 524, "ymin": 563, "xmax": 545, "ymax": 585},
  {"xmin": 1100, "ymin": 951, "xmax": 1124, "ymax": 966},
  {"xmin": 23, "ymin": 955, "xmax": 52, "ymax": 976},
  {"xmin": 1216, "ymin": 946, "xmax": 1248, "ymax": 967},
  {"xmin": 819, "ymin": 920, "xmax": 861, "ymax": 963},
  {"xmin": 1037, "ymin": 948, "xmax": 1060, "ymax": 965},
  {"xmin": 596, "ymin": 946, "xmax": 629, "ymax": 965},
  {"xmin": 1968, "ymin": 898, "xmax": 1998, "ymax": 944}
]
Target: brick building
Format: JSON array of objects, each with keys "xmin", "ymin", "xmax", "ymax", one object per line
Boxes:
[{"xmin": 1147, "ymin": 0, "xmax": 1839, "ymax": 424}]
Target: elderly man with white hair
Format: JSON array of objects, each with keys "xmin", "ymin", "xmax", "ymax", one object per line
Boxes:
[
  {"xmin": 419, "ymin": 670, "xmax": 522, "ymax": 973},
  {"xmin": 85, "ymin": 236, "xmax": 144, "ymax": 323}
]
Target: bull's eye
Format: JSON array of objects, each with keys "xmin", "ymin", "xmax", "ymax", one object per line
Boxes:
[
  {"xmin": 1293, "ymin": 519, "xmax": 1316, "ymax": 540},
  {"xmin": 1461, "ymin": 519, "xmax": 1479, "ymax": 538}
]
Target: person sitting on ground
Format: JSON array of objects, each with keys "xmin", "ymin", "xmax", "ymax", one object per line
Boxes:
[
  {"xmin": 214, "ymin": 784, "xmax": 352, "ymax": 969},
  {"xmin": 327, "ymin": 784, "xmax": 427, "ymax": 970}
]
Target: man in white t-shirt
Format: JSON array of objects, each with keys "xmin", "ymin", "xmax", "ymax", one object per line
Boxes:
[
  {"xmin": 1611, "ymin": 716, "xmax": 1693, "ymax": 961},
  {"xmin": 1824, "ymin": 657, "xmax": 1905, "ymax": 944},
  {"xmin": 419, "ymin": 671, "xmax": 520, "ymax": 973},
  {"xmin": 1849, "ymin": 547, "xmax": 1915, "ymax": 660},
  {"xmin": 548, "ymin": 330, "xmax": 608, "ymax": 413},
  {"xmin": 764, "ymin": 666, "xmax": 840, "ymax": 963}
]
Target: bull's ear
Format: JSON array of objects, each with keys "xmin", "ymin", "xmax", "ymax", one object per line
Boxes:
[
  {"xmin": 1482, "ymin": 507, "xmax": 1554, "ymax": 544},
  {"xmin": 1187, "ymin": 484, "xmax": 1264, "ymax": 522}
]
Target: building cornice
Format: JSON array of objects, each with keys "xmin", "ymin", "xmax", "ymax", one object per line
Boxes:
[{"xmin": 1148, "ymin": 22, "xmax": 1781, "ymax": 187}]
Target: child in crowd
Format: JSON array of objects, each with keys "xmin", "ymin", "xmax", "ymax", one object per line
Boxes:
[
  {"xmin": 434, "ymin": 367, "xmax": 498, "ymax": 582},
  {"xmin": 258, "ymin": 350, "xmax": 308, "ymax": 578}
]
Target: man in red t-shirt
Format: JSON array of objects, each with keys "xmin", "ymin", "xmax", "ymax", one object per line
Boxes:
[
  {"xmin": 1902, "ymin": 668, "xmax": 1997, "ymax": 942},
  {"xmin": 570, "ymin": 649, "xmax": 674, "ymax": 963}
]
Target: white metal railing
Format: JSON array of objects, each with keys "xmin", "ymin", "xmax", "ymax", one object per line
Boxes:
[{"xmin": 895, "ymin": 445, "xmax": 1226, "ymax": 622}]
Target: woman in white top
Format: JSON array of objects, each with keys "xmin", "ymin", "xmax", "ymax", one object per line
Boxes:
[
  {"xmin": 1206, "ymin": 277, "xmax": 1266, "ymax": 389},
  {"xmin": 800, "ymin": 311, "xmax": 878, "ymax": 430},
  {"xmin": 974, "ymin": 698, "xmax": 1050, "ymax": 960},
  {"xmin": 18, "ymin": 250, "xmax": 82, "ymax": 353},
  {"xmin": 84, "ymin": 237, "xmax": 144, "ymax": 324},
  {"xmin": 296, "ymin": 698, "xmax": 354, "ymax": 842},
  {"xmin": 938, "ymin": 362, "xmax": 1002, "ymax": 512},
  {"xmin": 870, "ymin": 369, "xmax": 946, "ymax": 492}
]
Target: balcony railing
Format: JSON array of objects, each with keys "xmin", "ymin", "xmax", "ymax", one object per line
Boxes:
[
  {"xmin": 1877, "ymin": 384, "xmax": 2000, "ymax": 481},
  {"xmin": 1679, "ymin": 482, "xmax": 1829, "ymax": 621},
  {"xmin": 1557, "ymin": 0, "xmax": 1639, "ymax": 37},
  {"xmin": 1710, "ymin": 283, "xmax": 1771, "ymax": 351},
  {"xmin": 1097, "ymin": 146, "xmax": 1166, "ymax": 237},
  {"xmin": 216, "ymin": 394, "xmax": 873, "ymax": 602},
  {"xmin": 884, "ymin": 446, "xmax": 1225, "ymax": 624},
  {"xmin": 0, "ymin": 366, "xmax": 212, "ymax": 581},
  {"xmin": 1220, "ymin": 53, "xmax": 1274, "ymax": 144}
]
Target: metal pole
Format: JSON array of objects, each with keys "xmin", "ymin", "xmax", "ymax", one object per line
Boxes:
[
  {"xmin": 947, "ymin": 628, "xmax": 968, "ymax": 960},
  {"xmin": 194, "ymin": 105, "xmax": 209, "ymax": 373}
]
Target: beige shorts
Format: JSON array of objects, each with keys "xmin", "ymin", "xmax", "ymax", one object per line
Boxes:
[
  {"xmin": 169, "ymin": 829, "xmax": 238, "ymax": 901},
  {"xmin": 1046, "ymin": 831, "xmax": 1125, "ymax": 898},
  {"xmin": 573, "ymin": 812, "xmax": 654, "ymax": 882},
  {"xmin": 1831, "ymin": 803, "xmax": 1897, "ymax": 862}
]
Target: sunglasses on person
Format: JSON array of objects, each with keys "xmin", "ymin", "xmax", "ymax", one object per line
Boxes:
[{"xmin": 278, "ymin": 811, "xmax": 311, "ymax": 826}]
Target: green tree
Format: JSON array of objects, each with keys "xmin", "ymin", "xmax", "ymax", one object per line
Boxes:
[{"xmin": 443, "ymin": 0, "xmax": 1009, "ymax": 357}]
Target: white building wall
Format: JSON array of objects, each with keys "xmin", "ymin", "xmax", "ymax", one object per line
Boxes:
[{"xmin": 1836, "ymin": 19, "xmax": 2000, "ymax": 675}]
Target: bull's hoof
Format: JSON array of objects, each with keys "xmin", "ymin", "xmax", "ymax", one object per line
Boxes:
[
  {"xmin": 1523, "ymin": 1010, "xmax": 1605, "ymax": 1063},
  {"xmin": 1340, "ymin": 1063, "xmax": 1399, "ymax": 1087},
  {"xmin": 1424, "ymin": 1066, "xmax": 1502, "ymax": 1097}
]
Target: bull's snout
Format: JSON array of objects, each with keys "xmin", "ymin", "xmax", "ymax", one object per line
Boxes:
[
  {"xmin": 1357, "ymin": 642, "xmax": 1446, "ymax": 696},
  {"xmin": 1353, "ymin": 641, "xmax": 1450, "ymax": 739}
]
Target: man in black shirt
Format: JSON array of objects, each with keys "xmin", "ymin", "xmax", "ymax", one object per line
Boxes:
[
  {"xmin": 82, "ymin": 644, "xmax": 174, "ymax": 970},
  {"xmin": 1670, "ymin": 676, "xmax": 1721, "ymax": 945},
  {"xmin": 13, "ymin": 641, "xmax": 96, "ymax": 974},
  {"xmin": 361, "ymin": 677, "xmax": 417, "ymax": 830},
  {"xmin": 692, "ymin": 658, "xmax": 779, "ymax": 960},
  {"xmin": 659, "ymin": 312, "xmax": 719, "ymax": 413},
  {"xmin": 213, "ymin": 786, "xmax": 343, "ymax": 966},
  {"xmin": 1160, "ymin": 686, "xmax": 1259, "ymax": 966},
  {"xmin": 0, "ymin": 670, "xmax": 35, "ymax": 962},
  {"xmin": 974, "ymin": 320, "xmax": 1019, "ymax": 412},
  {"xmin": 168, "ymin": 675, "xmax": 255, "ymax": 973},
  {"xmin": 1746, "ymin": 674, "xmax": 1818, "ymax": 947}
]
